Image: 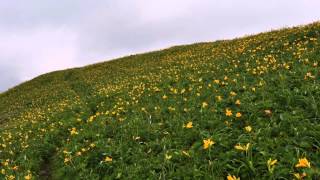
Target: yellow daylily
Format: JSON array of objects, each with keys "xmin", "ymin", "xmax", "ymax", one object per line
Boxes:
[
  {"xmin": 234, "ymin": 143, "xmax": 250, "ymax": 152},
  {"xmin": 293, "ymin": 172, "xmax": 307, "ymax": 179},
  {"xmin": 202, "ymin": 102, "xmax": 208, "ymax": 108},
  {"xmin": 203, "ymin": 138, "xmax": 215, "ymax": 150},
  {"xmin": 70, "ymin": 128, "xmax": 78, "ymax": 135},
  {"xmin": 235, "ymin": 112, "xmax": 242, "ymax": 118},
  {"xmin": 267, "ymin": 158, "xmax": 277, "ymax": 167},
  {"xmin": 264, "ymin": 109, "xmax": 272, "ymax": 116},
  {"xmin": 184, "ymin": 121, "xmax": 193, "ymax": 129},
  {"xmin": 244, "ymin": 126, "xmax": 252, "ymax": 132},
  {"xmin": 105, "ymin": 156, "xmax": 113, "ymax": 162},
  {"xmin": 295, "ymin": 158, "xmax": 311, "ymax": 168},
  {"xmin": 165, "ymin": 153, "xmax": 172, "ymax": 160},
  {"xmin": 227, "ymin": 174, "xmax": 240, "ymax": 180},
  {"xmin": 225, "ymin": 109, "xmax": 233, "ymax": 117},
  {"xmin": 216, "ymin": 95, "xmax": 222, "ymax": 101},
  {"xmin": 24, "ymin": 174, "xmax": 32, "ymax": 180}
]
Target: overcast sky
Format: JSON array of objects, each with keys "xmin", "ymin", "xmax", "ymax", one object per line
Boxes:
[{"xmin": 0, "ymin": 0, "xmax": 320, "ymax": 92}]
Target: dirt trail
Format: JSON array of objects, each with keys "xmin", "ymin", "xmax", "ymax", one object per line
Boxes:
[{"xmin": 39, "ymin": 157, "xmax": 52, "ymax": 180}]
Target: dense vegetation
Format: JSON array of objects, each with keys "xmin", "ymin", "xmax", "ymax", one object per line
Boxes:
[{"xmin": 0, "ymin": 22, "xmax": 320, "ymax": 179}]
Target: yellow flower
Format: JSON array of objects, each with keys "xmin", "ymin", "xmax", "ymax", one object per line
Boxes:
[
  {"xmin": 203, "ymin": 138, "xmax": 215, "ymax": 150},
  {"xmin": 214, "ymin": 79, "xmax": 220, "ymax": 84},
  {"xmin": 64, "ymin": 158, "xmax": 70, "ymax": 163},
  {"xmin": 267, "ymin": 158, "xmax": 277, "ymax": 167},
  {"xmin": 225, "ymin": 109, "xmax": 233, "ymax": 117},
  {"xmin": 244, "ymin": 126, "xmax": 252, "ymax": 132},
  {"xmin": 105, "ymin": 156, "xmax": 113, "ymax": 162},
  {"xmin": 264, "ymin": 109, "xmax": 272, "ymax": 116},
  {"xmin": 295, "ymin": 158, "xmax": 311, "ymax": 168},
  {"xmin": 3, "ymin": 160, "xmax": 9, "ymax": 166},
  {"xmin": 304, "ymin": 72, "xmax": 315, "ymax": 79},
  {"xmin": 90, "ymin": 143, "xmax": 96, "ymax": 148},
  {"xmin": 293, "ymin": 172, "xmax": 307, "ymax": 179},
  {"xmin": 162, "ymin": 95, "xmax": 168, "ymax": 100},
  {"xmin": 227, "ymin": 174, "xmax": 240, "ymax": 180},
  {"xmin": 184, "ymin": 121, "xmax": 193, "ymax": 129},
  {"xmin": 165, "ymin": 153, "xmax": 172, "ymax": 160},
  {"xmin": 224, "ymin": 120, "xmax": 231, "ymax": 126},
  {"xmin": 8, "ymin": 175, "xmax": 15, "ymax": 180},
  {"xmin": 88, "ymin": 116, "xmax": 95, "ymax": 122},
  {"xmin": 230, "ymin": 91, "xmax": 237, "ymax": 96},
  {"xmin": 154, "ymin": 87, "xmax": 161, "ymax": 92},
  {"xmin": 24, "ymin": 174, "xmax": 32, "ymax": 180},
  {"xmin": 235, "ymin": 99, "xmax": 241, "ymax": 105},
  {"xmin": 182, "ymin": 150, "xmax": 190, "ymax": 157},
  {"xmin": 234, "ymin": 143, "xmax": 250, "ymax": 152},
  {"xmin": 70, "ymin": 128, "xmax": 78, "ymax": 135},
  {"xmin": 216, "ymin": 96, "xmax": 222, "ymax": 101},
  {"xmin": 202, "ymin": 102, "xmax": 208, "ymax": 108},
  {"xmin": 236, "ymin": 112, "xmax": 242, "ymax": 118}
]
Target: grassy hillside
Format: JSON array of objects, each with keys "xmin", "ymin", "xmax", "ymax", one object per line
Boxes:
[{"xmin": 1, "ymin": 22, "xmax": 320, "ymax": 179}]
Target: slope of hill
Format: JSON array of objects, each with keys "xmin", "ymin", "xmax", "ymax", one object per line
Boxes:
[{"xmin": 0, "ymin": 22, "xmax": 320, "ymax": 179}]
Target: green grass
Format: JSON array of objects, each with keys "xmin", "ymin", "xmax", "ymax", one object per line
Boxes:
[{"xmin": 1, "ymin": 22, "xmax": 320, "ymax": 179}]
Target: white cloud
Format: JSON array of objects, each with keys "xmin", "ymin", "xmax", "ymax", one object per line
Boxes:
[
  {"xmin": 0, "ymin": 27, "xmax": 78, "ymax": 82},
  {"xmin": 0, "ymin": 0, "xmax": 320, "ymax": 92}
]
